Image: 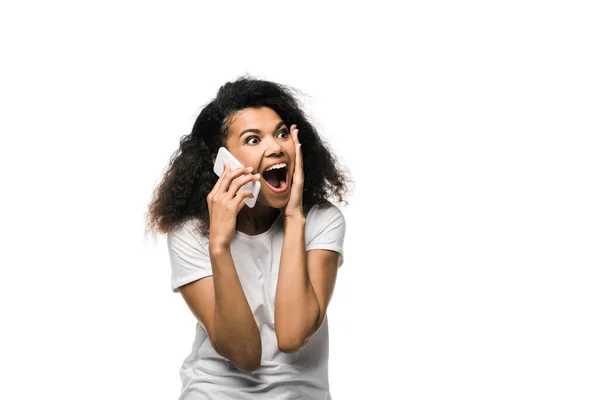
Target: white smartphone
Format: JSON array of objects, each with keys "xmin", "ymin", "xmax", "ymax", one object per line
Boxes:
[{"xmin": 213, "ymin": 147, "xmax": 261, "ymax": 208}]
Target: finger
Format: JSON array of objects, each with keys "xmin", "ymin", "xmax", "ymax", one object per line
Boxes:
[
  {"xmin": 226, "ymin": 172, "xmax": 260, "ymax": 200},
  {"xmin": 212, "ymin": 160, "xmax": 230, "ymax": 195},
  {"xmin": 218, "ymin": 164, "xmax": 254, "ymax": 194},
  {"xmin": 235, "ymin": 190, "xmax": 255, "ymax": 213},
  {"xmin": 294, "ymin": 129, "xmax": 303, "ymax": 174},
  {"xmin": 293, "ymin": 125, "xmax": 301, "ymax": 144}
]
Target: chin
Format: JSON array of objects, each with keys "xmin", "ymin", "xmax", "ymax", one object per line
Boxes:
[
  {"xmin": 268, "ymin": 198, "xmax": 290, "ymax": 210},
  {"xmin": 257, "ymin": 194, "xmax": 289, "ymax": 210}
]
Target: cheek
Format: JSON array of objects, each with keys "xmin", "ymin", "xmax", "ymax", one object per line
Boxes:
[{"xmin": 236, "ymin": 154, "xmax": 260, "ymax": 172}]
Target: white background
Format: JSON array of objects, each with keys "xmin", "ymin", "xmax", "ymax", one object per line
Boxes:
[{"xmin": 1, "ymin": 1, "xmax": 599, "ymax": 399}]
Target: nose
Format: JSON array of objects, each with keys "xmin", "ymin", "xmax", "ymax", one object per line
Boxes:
[{"xmin": 264, "ymin": 136, "xmax": 284, "ymax": 157}]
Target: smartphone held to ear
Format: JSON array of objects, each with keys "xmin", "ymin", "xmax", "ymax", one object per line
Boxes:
[{"xmin": 213, "ymin": 147, "xmax": 261, "ymax": 208}]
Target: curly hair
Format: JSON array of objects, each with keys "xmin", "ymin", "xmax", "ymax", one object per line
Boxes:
[{"xmin": 145, "ymin": 75, "xmax": 352, "ymax": 238}]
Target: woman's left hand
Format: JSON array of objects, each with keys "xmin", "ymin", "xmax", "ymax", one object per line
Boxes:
[{"xmin": 282, "ymin": 124, "xmax": 304, "ymax": 219}]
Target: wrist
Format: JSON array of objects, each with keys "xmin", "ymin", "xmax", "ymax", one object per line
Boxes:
[
  {"xmin": 284, "ymin": 213, "xmax": 306, "ymax": 225},
  {"xmin": 209, "ymin": 242, "xmax": 231, "ymax": 255}
]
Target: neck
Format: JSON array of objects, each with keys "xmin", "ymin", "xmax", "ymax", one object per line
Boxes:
[{"xmin": 236, "ymin": 202, "xmax": 281, "ymax": 235}]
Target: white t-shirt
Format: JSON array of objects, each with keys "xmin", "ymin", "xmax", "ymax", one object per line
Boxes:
[{"xmin": 167, "ymin": 201, "xmax": 346, "ymax": 400}]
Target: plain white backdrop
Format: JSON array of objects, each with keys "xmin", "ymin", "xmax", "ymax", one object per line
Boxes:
[{"xmin": 1, "ymin": 1, "xmax": 599, "ymax": 399}]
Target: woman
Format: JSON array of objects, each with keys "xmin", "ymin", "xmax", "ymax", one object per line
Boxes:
[{"xmin": 146, "ymin": 76, "xmax": 351, "ymax": 399}]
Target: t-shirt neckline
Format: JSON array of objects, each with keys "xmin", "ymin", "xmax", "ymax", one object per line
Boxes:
[{"xmin": 234, "ymin": 211, "xmax": 283, "ymax": 241}]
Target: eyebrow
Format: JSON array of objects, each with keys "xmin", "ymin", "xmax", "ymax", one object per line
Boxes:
[{"xmin": 239, "ymin": 121, "xmax": 287, "ymax": 138}]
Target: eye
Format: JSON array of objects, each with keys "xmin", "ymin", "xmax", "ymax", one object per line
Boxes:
[
  {"xmin": 277, "ymin": 129, "xmax": 290, "ymax": 139},
  {"xmin": 245, "ymin": 135, "xmax": 260, "ymax": 145}
]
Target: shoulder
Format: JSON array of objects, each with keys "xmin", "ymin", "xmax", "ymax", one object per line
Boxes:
[
  {"xmin": 305, "ymin": 200, "xmax": 345, "ymax": 226},
  {"xmin": 304, "ymin": 201, "xmax": 346, "ymax": 245},
  {"xmin": 304, "ymin": 201, "xmax": 346, "ymax": 264},
  {"xmin": 167, "ymin": 218, "xmax": 209, "ymax": 251}
]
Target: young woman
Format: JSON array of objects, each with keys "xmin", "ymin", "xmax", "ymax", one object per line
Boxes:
[{"xmin": 146, "ymin": 76, "xmax": 351, "ymax": 399}]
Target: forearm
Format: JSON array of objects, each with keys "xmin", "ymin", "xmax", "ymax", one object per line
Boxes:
[
  {"xmin": 275, "ymin": 216, "xmax": 320, "ymax": 352},
  {"xmin": 210, "ymin": 245, "xmax": 262, "ymax": 371}
]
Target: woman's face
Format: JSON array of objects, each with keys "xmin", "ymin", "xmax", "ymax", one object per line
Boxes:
[{"xmin": 222, "ymin": 106, "xmax": 296, "ymax": 209}]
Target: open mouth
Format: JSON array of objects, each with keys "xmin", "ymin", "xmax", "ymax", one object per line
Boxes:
[{"xmin": 262, "ymin": 165, "xmax": 289, "ymax": 192}]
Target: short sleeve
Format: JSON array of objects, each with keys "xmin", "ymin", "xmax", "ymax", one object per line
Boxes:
[
  {"xmin": 167, "ymin": 221, "xmax": 213, "ymax": 293},
  {"xmin": 305, "ymin": 201, "xmax": 346, "ymax": 267}
]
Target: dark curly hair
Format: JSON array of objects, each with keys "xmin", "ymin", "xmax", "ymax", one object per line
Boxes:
[{"xmin": 145, "ymin": 75, "xmax": 352, "ymax": 238}]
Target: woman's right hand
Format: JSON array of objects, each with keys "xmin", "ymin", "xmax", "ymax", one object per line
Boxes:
[{"xmin": 207, "ymin": 161, "xmax": 260, "ymax": 250}]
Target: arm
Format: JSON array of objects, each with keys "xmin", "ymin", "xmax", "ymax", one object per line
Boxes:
[
  {"xmin": 180, "ymin": 245, "xmax": 262, "ymax": 372},
  {"xmin": 275, "ymin": 125, "xmax": 341, "ymax": 353},
  {"xmin": 210, "ymin": 244, "xmax": 262, "ymax": 371},
  {"xmin": 177, "ymin": 164, "xmax": 263, "ymax": 371},
  {"xmin": 275, "ymin": 215, "xmax": 340, "ymax": 353},
  {"xmin": 184, "ymin": 160, "xmax": 263, "ymax": 372},
  {"xmin": 275, "ymin": 215, "xmax": 320, "ymax": 353}
]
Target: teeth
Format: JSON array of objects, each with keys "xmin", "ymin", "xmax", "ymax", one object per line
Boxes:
[
  {"xmin": 279, "ymin": 180, "xmax": 285, "ymax": 187},
  {"xmin": 264, "ymin": 163, "xmax": 287, "ymax": 172}
]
